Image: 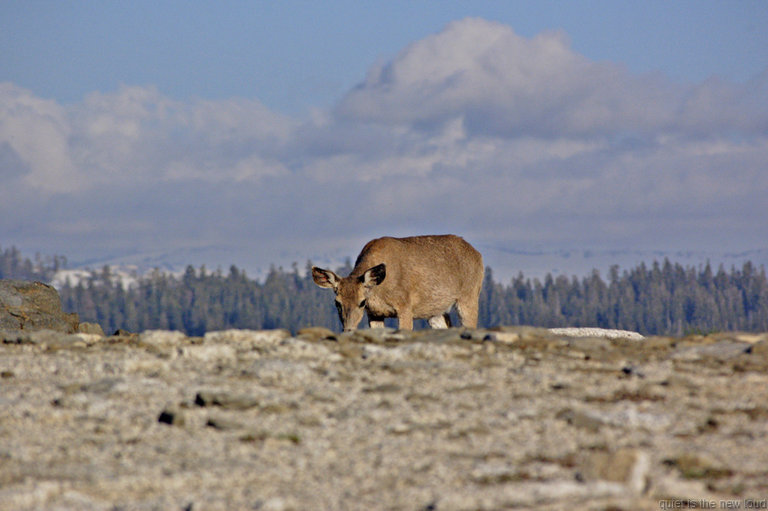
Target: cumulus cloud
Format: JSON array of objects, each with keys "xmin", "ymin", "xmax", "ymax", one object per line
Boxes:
[
  {"xmin": 1, "ymin": 18, "xmax": 767, "ymax": 274},
  {"xmin": 337, "ymin": 18, "xmax": 767, "ymax": 141},
  {"xmin": 0, "ymin": 83, "xmax": 295, "ymax": 195},
  {"xmin": 336, "ymin": 18, "xmax": 676, "ymax": 138},
  {"xmin": 0, "ymin": 83, "xmax": 81, "ymax": 193}
]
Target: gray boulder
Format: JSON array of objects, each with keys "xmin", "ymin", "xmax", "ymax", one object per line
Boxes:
[{"xmin": 0, "ymin": 279, "xmax": 78, "ymax": 333}]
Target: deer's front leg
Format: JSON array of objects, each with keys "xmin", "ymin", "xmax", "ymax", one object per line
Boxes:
[
  {"xmin": 397, "ymin": 310, "xmax": 413, "ymax": 330},
  {"xmin": 368, "ymin": 314, "xmax": 385, "ymax": 329}
]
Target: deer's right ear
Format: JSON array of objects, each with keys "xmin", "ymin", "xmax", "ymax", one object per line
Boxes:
[
  {"xmin": 361, "ymin": 263, "xmax": 386, "ymax": 288},
  {"xmin": 312, "ymin": 267, "xmax": 340, "ymax": 290}
]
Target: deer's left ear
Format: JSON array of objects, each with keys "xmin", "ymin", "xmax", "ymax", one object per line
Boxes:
[
  {"xmin": 360, "ymin": 263, "xmax": 386, "ymax": 288},
  {"xmin": 312, "ymin": 266, "xmax": 341, "ymax": 290}
]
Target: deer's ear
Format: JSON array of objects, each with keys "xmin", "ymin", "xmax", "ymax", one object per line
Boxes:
[
  {"xmin": 312, "ymin": 267, "xmax": 340, "ymax": 290},
  {"xmin": 360, "ymin": 263, "xmax": 386, "ymax": 288}
]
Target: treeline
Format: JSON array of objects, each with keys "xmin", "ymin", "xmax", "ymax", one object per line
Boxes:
[
  {"xmin": 59, "ymin": 263, "xmax": 340, "ymax": 336},
  {"xmin": 0, "ymin": 245, "xmax": 66, "ymax": 282},
  {"xmin": 480, "ymin": 262, "xmax": 768, "ymax": 335},
  {"xmin": 2, "ymin": 245, "xmax": 768, "ymax": 335}
]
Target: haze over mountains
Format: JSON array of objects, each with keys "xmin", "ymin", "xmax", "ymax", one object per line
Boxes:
[{"xmin": 52, "ymin": 243, "xmax": 768, "ymax": 287}]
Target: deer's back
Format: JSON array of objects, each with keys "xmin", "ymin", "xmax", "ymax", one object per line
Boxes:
[{"xmin": 352, "ymin": 235, "xmax": 483, "ymax": 314}]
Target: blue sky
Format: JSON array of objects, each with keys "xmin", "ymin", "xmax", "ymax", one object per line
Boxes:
[
  {"xmin": 1, "ymin": 1, "xmax": 768, "ymax": 278},
  {"xmin": 4, "ymin": 1, "xmax": 767, "ymax": 112}
]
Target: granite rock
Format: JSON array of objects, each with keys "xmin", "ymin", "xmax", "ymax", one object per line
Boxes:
[
  {"xmin": 1, "ymin": 326, "xmax": 767, "ymax": 510},
  {"xmin": 0, "ymin": 280, "xmax": 78, "ymax": 333}
]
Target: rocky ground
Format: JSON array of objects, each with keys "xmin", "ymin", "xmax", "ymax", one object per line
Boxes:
[{"xmin": 1, "ymin": 325, "xmax": 767, "ymax": 511}]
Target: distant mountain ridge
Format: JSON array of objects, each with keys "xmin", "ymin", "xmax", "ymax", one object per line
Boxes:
[
  {"xmin": 479, "ymin": 245, "xmax": 768, "ymax": 282},
  {"xmin": 56, "ymin": 245, "xmax": 768, "ymax": 285}
]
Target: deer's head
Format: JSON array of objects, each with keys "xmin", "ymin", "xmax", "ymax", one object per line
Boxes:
[{"xmin": 312, "ymin": 264, "xmax": 386, "ymax": 331}]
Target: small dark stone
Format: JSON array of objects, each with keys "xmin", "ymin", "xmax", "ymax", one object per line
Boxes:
[{"xmin": 158, "ymin": 408, "xmax": 185, "ymax": 426}]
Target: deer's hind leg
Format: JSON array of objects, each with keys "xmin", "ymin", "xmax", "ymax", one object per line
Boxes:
[
  {"xmin": 457, "ymin": 299, "xmax": 479, "ymax": 328},
  {"xmin": 428, "ymin": 312, "xmax": 452, "ymax": 329}
]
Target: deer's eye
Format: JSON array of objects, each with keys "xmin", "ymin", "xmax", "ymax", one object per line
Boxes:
[{"xmin": 359, "ymin": 299, "xmax": 366, "ymax": 308}]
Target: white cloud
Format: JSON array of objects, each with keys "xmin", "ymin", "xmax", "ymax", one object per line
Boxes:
[
  {"xmin": 0, "ymin": 83, "xmax": 81, "ymax": 193},
  {"xmin": 336, "ymin": 18, "xmax": 679, "ymax": 138},
  {"xmin": 336, "ymin": 18, "xmax": 768, "ymax": 142},
  {"xmin": 0, "ymin": 83, "xmax": 296, "ymax": 198}
]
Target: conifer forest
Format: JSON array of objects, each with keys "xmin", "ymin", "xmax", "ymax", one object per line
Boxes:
[{"xmin": 2, "ymin": 245, "xmax": 767, "ymax": 336}]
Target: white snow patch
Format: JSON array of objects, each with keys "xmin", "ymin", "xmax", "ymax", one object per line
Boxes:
[{"xmin": 548, "ymin": 328, "xmax": 645, "ymax": 340}]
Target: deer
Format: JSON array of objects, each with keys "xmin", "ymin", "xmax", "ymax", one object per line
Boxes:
[{"xmin": 312, "ymin": 235, "xmax": 484, "ymax": 331}]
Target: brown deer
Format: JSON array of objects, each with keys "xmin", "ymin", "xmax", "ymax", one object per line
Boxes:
[{"xmin": 312, "ymin": 235, "xmax": 484, "ymax": 331}]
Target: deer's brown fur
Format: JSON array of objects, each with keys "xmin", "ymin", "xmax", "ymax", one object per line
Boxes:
[{"xmin": 312, "ymin": 235, "xmax": 483, "ymax": 331}]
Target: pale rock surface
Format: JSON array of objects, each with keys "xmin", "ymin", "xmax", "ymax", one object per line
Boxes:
[{"xmin": 1, "ymin": 326, "xmax": 767, "ymax": 510}]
